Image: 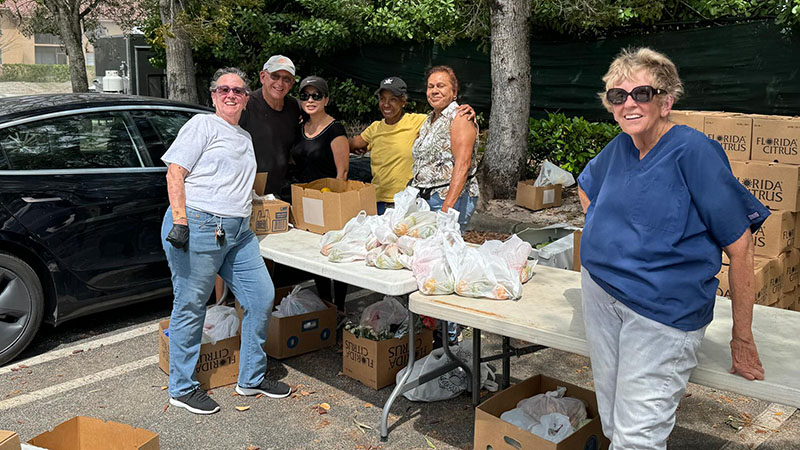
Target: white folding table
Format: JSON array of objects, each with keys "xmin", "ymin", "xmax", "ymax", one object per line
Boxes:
[{"xmin": 408, "ymin": 265, "xmax": 800, "ymax": 411}]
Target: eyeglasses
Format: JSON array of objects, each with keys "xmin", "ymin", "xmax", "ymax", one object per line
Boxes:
[
  {"xmin": 299, "ymin": 91, "xmax": 325, "ymax": 101},
  {"xmin": 213, "ymin": 85, "xmax": 248, "ymax": 97},
  {"xmin": 605, "ymin": 86, "xmax": 665, "ymax": 105},
  {"xmin": 269, "ymin": 73, "xmax": 295, "ymax": 85}
]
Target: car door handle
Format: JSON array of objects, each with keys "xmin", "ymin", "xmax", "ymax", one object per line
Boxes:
[{"xmin": 21, "ymin": 196, "xmax": 63, "ymax": 203}]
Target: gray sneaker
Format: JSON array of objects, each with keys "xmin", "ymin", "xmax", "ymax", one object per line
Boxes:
[
  {"xmin": 170, "ymin": 389, "xmax": 220, "ymax": 415},
  {"xmin": 235, "ymin": 378, "xmax": 291, "ymax": 398}
]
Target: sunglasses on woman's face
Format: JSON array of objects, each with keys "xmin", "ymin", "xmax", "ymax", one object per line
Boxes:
[
  {"xmin": 299, "ymin": 91, "xmax": 325, "ymax": 101},
  {"xmin": 605, "ymin": 85, "xmax": 664, "ymax": 105},
  {"xmin": 214, "ymin": 85, "xmax": 248, "ymax": 97}
]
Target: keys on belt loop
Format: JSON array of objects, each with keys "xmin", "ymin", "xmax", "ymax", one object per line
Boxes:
[{"xmin": 215, "ymin": 218, "xmax": 225, "ymax": 245}]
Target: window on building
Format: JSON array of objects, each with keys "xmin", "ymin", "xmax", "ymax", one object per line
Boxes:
[
  {"xmin": 35, "ymin": 46, "xmax": 67, "ymax": 65},
  {"xmin": 34, "ymin": 34, "xmax": 62, "ymax": 45}
]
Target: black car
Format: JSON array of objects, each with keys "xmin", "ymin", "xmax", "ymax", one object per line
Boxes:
[{"xmin": 0, "ymin": 94, "xmax": 211, "ymax": 365}]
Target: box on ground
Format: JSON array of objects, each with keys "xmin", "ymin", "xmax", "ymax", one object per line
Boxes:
[
  {"xmin": 291, "ymin": 178, "xmax": 377, "ymax": 234},
  {"xmin": 474, "ymin": 374, "xmax": 609, "ymax": 450},
  {"xmin": 751, "ymin": 117, "xmax": 800, "ymax": 165},
  {"xmin": 730, "ymin": 161, "xmax": 800, "ymax": 211},
  {"xmin": 0, "ymin": 431, "xmax": 19, "ymax": 450},
  {"xmin": 756, "ymin": 257, "xmax": 780, "ymax": 305},
  {"xmin": 158, "ymin": 319, "xmax": 240, "ymax": 390},
  {"xmin": 705, "ymin": 115, "xmax": 752, "ymax": 161},
  {"xmin": 516, "ymin": 181, "xmax": 562, "ymax": 211},
  {"xmin": 342, "ymin": 328, "xmax": 434, "ymax": 390},
  {"xmin": 716, "ymin": 265, "xmax": 730, "ymax": 298},
  {"xmin": 779, "ymin": 249, "xmax": 800, "ymax": 293},
  {"xmin": 669, "ymin": 110, "xmax": 705, "ymax": 132},
  {"xmin": 776, "ymin": 289, "xmax": 796, "ymax": 310},
  {"xmin": 235, "ymin": 286, "xmax": 337, "ymax": 359},
  {"xmin": 27, "ymin": 417, "xmax": 158, "ymax": 450},
  {"xmin": 754, "ymin": 210, "xmax": 794, "ymax": 257}
]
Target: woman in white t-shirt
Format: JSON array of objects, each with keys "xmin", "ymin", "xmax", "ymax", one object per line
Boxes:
[{"xmin": 160, "ymin": 67, "xmax": 290, "ymax": 416}]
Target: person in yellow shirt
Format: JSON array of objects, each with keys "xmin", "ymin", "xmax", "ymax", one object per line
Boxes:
[{"xmin": 350, "ymin": 77, "xmax": 473, "ymax": 214}]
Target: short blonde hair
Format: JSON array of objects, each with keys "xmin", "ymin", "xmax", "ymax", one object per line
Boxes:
[{"xmin": 598, "ymin": 47, "xmax": 683, "ymax": 112}]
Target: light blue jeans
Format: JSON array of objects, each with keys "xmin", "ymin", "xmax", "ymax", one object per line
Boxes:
[
  {"xmin": 581, "ymin": 267, "xmax": 706, "ymax": 450},
  {"xmin": 162, "ymin": 207, "xmax": 274, "ymax": 398},
  {"xmin": 427, "ymin": 191, "xmax": 477, "ymax": 232}
]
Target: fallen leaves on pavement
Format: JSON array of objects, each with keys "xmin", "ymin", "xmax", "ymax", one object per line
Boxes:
[{"xmin": 235, "ymin": 406, "xmax": 251, "ymax": 412}]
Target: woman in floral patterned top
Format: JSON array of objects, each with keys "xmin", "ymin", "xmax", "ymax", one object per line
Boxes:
[{"xmin": 410, "ymin": 66, "xmax": 479, "ymax": 230}]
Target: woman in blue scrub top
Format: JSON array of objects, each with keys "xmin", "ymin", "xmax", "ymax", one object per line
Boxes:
[{"xmin": 577, "ymin": 47, "xmax": 768, "ymax": 450}]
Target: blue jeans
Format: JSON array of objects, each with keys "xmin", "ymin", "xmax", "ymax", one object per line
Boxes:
[
  {"xmin": 427, "ymin": 191, "xmax": 478, "ymax": 231},
  {"xmin": 376, "ymin": 201, "xmax": 394, "ymax": 216},
  {"xmin": 162, "ymin": 207, "xmax": 274, "ymax": 398}
]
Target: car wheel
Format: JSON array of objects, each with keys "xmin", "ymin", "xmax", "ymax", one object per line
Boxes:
[{"xmin": 0, "ymin": 252, "xmax": 44, "ymax": 366}]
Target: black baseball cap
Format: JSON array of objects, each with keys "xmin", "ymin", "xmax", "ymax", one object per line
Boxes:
[
  {"xmin": 375, "ymin": 77, "xmax": 407, "ymax": 96},
  {"xmin": 299, "ymin": 76, "xmax": 329, "ymax": 97}
]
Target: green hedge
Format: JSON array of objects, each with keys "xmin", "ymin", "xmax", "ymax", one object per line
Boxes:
[
  {"xmin": 0, "ymin": 64, "xmax": 81, "ymax": 82},
  {"xmin": 527, "ymin": 113, "xmax": 620, "ymax": 179}
]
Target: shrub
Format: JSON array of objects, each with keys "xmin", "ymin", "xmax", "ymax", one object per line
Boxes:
[
  {"xmin": 0, "ymin": 64, "xmax": 73, "ymax": 82},
  {"xmin": 526, "ymin": 113, "xmax": 620, "ymax": 179}
]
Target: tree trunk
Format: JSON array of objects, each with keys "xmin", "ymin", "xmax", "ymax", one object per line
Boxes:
[
  {"xmin": 44, "ymin": 0, "xmax": 88, "ymax": 92},
  {"xmin": 479, "ymin": 0, "xmax": 531, "ymax": 203},
  {"xmin": 159, "ymin": 0, "xmax": 198, "ymax": 104}
]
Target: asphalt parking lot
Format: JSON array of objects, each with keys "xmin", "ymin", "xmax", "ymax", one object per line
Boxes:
[{"xmin": 1, "ymin": 288, "xmax": 798, "ymax": 450}]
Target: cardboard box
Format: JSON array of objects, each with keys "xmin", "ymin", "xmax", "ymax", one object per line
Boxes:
[
  {"xmin": 0, "ymin": 431, "xmax": 20, "ymax": 450},
  {"xmin": 158, "ymin": 319, "xmax": 240, "ymax": 390},
  {"xmin": 753, "ymin": 210, "xmax": 794, "ymax": 256},
  {"xmin": 291, "ymin": 178, "xmax": 377, "ymax": 234},
  {"xmin": 779, "ymin": 249, "xmax": 800, "ymax": 293},
  {"xmin": 776, "ymin": 289, "xmax": 796, "ymax": 310},
  {"xmin": 250, "ymin": 198, "xmax": 290, "ymax": 235},
  {"xmin": 342, "ymin": 328, "xmax": 434, "ymax": 390},
  {"xmin": 27, "ymin": 417, "xmax": 158, "ymax": 450},
  {"xmin": 751, "ymin": 117, "xmax": 800, "ymax": 165},
  {"xmin": 791, "ymin": 300, "xmax": 800, "ymax": 312},
  {"xmin": 516, "ymin": 181, "xmax": 563, "ymax": 211},
  {"xmin": 705, "ymin": 115, "xmax": 752, "ymax": 161},
  {"xmin": 716, "ymin": 265, "xmax": 730, "ymax": 298},
  {"xmin": 755, "ymin": 257, "xmax": 780, "ymax": 305},
  {"xmin": 236, "ymin": 287, "xmax": 337, "ymax": 359},
  {"xmin": 730, "ymin": 161, "xmax": 800, "ymax": 211},
  {"xmin": 474, "ymin": 374, "xmax": 609, "ymax": 450},
  {"xmin": 573, "ymin": 230, "xmax": 582, "ymax": 272},
  {"xmin": 669, "ymin": 110, "xmax": 705, "ymax": 132}
]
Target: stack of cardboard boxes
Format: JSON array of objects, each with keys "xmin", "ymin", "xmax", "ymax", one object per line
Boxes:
[{"xmin": 672, "ymin": 110, "xmax": 800, "ymax": 311}]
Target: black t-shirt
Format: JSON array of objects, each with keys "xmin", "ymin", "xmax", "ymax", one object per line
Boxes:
[
  {"xmin": 291, "ymin": 120, "xmax": 347, "ymax": 183},
  {"xmin": 239, "ymin": 89, "xmax": 301, "ymax": 196}
]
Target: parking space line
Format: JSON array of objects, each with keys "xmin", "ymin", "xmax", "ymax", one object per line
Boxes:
[
  {"xmin": 0, "ymin": 355, "xmax": 158, "ymax": 410},
  {"xmin": 0, "ymin": 323, "xmax": 159, "ymax": 375}
]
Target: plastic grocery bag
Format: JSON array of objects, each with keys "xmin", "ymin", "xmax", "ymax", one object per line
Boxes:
[
  {"xmin": 448, "ymin": 235, "xmax": 532, "ymax": 300},
  {"xmin": 273, "ymin": 286, "xmax": 328, "ymax": 318},
  {"xmin": 202, "ymin": 305, "xmax": 240, "ymax": 344},
  {"xmin": 534, "ymin": 160, "xmax": 576, "ymax": 187},
  {"xmin": 530, "ymin": 413, "xmax": 573, "ymax": 443},
  {"xmin": 395, "ymin": 339, "xmax": 498, "ymax": 402},
  {"xmin": 500, "ymin": 407, "xmax": 539, "ymax": 434},
  {"xmin": 320, "ymin": 211, "xmax": 375, "ymax": 262},
  {"xmin": 517, "ymin": 386, "xmax": 588, "ymax": 427},
  {"xmin": 393, "ymin": 210, "xmax": 437, "ymax": 238},
  {"xmin": 359, "ymin": 296, "xmax": 408, "ymax": 334}
]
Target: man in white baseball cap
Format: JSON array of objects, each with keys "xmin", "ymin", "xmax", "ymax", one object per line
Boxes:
[{"xmin": 239, "ymin": 55, "xmax": 300, "ymax": 197}]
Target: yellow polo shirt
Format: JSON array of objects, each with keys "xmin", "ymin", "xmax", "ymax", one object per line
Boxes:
[{"xmin": 361, "ymin": 113, "xmax": 428, "ymax": 202}]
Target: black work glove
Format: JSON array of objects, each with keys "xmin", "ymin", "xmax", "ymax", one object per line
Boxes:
[{"xmin": 166, "ymin": 224, "xmax": 189, "ymax": 249}]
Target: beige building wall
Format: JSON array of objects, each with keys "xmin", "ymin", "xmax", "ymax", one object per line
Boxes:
[{"xmin": 1, "ymin": 10, "xmax": 126, "ymax": 65}]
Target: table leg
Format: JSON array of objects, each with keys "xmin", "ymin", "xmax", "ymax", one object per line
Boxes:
[
  {"xmin": 441, "ymin": 321, "xmax": 471, "ymax": 376},
  {"xmin": 472, "ymin": 328, "xmax": 481, "ymax": 406},
  {"xmin": 502, "ymin": 336, "xmax": 511, "ymax": 389},
  {"xmin": 380, "ymin": 309, "xmax": 416, "ymax": 441}
]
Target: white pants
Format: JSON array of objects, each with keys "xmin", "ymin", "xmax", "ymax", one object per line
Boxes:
[{"xmin": 581, "ymin": 268, "xmax": 706, "ymax": 450}]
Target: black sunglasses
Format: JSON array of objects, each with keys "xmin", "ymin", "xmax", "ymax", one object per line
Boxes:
[
  {"xmin": 213, "ymin": 85, "xmax": 248, "ymax": 97},
  {"xmin": 299, "ymin": 91, "xmax": 325, "ymax": 101},
  {"xmin": 606, "ymin": 85, "xmax": 665, "ymax": 105}
]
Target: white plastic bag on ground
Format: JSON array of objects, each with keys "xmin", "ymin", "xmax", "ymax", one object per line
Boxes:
[
  {"xmin": 530, "ymin": 413, "xmax": 573, "ymax": 443},
  {"xmin": 273, "ymin": 286, "xmax": 328, "ymax": 318},
  {"xmin": 534, "ymin": 160, "xmax": 576, "ymax": 187},
  {"xmin": 395, "ymin": 339, "xmax": 498, "ymax": 402},
  {"xmin": 516, "ymin": 386, "xmax": 588, "ymax": 427},
  {"xmin": 202, "ymin": 305, "xmax": 240, "ymax": 344},
  {"xmin": 359, "ymin": 296, "xmax": 408, "ymax": 334}
]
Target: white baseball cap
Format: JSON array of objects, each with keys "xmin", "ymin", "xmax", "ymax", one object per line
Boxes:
[{"xmin": 263, "ymin": 55, "xmax": 296, "ymax": 76}]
